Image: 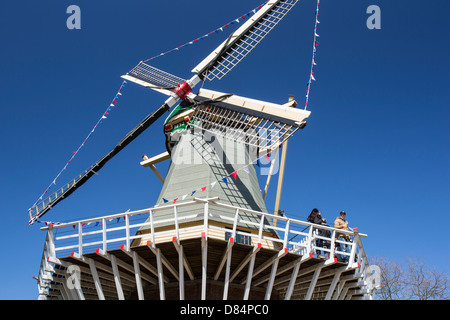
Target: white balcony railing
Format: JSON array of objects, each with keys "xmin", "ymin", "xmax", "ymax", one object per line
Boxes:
[
  {"xmin": 37, "ymin": 197, "xmax": 374, "ymax": 300},
  {"xmin": 40, "ymin": 197, "xmax": 367, "ymax": 261}
]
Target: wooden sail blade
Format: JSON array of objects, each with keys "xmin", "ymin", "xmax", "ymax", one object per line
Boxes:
[
  {"xmin": 28, "ymin": 101, "xmax": 172, "ymax": 225},
  {"xmin": 192, "ymin": 0, "xmax": 299, "ymax": 81}
]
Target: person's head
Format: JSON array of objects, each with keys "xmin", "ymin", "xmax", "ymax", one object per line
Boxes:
[
  {"xmin": 339, "ymin": 211, "xmax": 346, "ymax": 219},
  {"xmin": 307, "ymin": 208, "xmax": 319, "ymax": 221}
]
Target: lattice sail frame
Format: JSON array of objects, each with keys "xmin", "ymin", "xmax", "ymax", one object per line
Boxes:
[
  {"xmin": 189, "ymin": 102, "xmax": 300, "ymax": 152},
  {"xmin": 128, "ymin": 62, "xmax": 185, "ymax": 88},
  {"xmin": 193, "ymin": 0, "xmax": 299, "ymax": 81}
]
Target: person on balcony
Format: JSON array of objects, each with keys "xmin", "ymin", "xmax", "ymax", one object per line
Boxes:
[
  {"xmin": 334, "ymin": 211, "xmax": 351, "ymax": 263},
  {"xmin": 307, "ymin": 208, "xmax": 329, "ymax": 259}
]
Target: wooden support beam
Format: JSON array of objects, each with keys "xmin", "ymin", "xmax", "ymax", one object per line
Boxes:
[
  {"xmin": 141, "ymin": 154, "xmax": 167, "ymax": 183},
  {"xmin": 222, "ymin": 240, "xmax": 234, "ymax": 300},
  {"xmin": 201, "ymin": 234, "xmax": 208, "ymax": 300},
  {"xmin": 305, "ymin": 266, "xmax": 322, "ymax": 300},
  {"xmin": 88, "ymin": 258, "xmax": 105, "ymax": 300},
  {"xmin": 230, "ymin": 244, "xmax": 261, "ymax": 283},
  {"xmin": 262, "ymin": 147, "xmax": 280, "ymax": 200},
  {"xmin": 264, "ymin": 257, "xmax": 280, "ymax": 300},
  {"xmin": 284, "ymin": 258, "xmax": 303, "ymax": 300},
  {"xmin": 243, "ymin": 248, "xmax": 288, "ymax": 285},
  {"xmin": 110, "ymin": 254, "xmax": 125, "ymax": 300},
  {"xmin": 273, "ymin": 95, "xmax": 295, "ymax": 227},
  {"xmin": 243, "ymin": 251, "xmax": 257, "ymax": 300},
  {"xmin": 214, "ymin": 240, "xmax": 234, "ymax": 280},
  {"xmin": 325, "ymin": 271, "xmax": 342, "ymax": 300},
  {"xmin": 140, "ymin": 152, "xmax": 170, "ymax": 167},
  {"xmin": 254, "ymin": 253, "xmax": 313, "ymax": 287},
  {"xmin": 147, "ymin": 241, "xmax": 179, "ymax": 281},
  {"xmin": 121, "ymin": 245, "xmax": 167, "ymax": 283},
  {"xmin": 132, "ymin": 251, "xmax": 145, "ymax": 300},
  {"xmin": 155, "ymin": 247, "xmax": 165, "ymax": 300},
  {"xmin": 48, "ymin": 255, "xmax": 136, "ymax": 289},
  {"xmin": 172, "ymin": 239, "xmax": 195, "ymax": 280},
  {"xmin": 95, "ymin": 250, "xmax": 157, "ymax": 285},
  {"xmin": 178, "ymin": 243, "xmax": 185, "ymax": 300}
]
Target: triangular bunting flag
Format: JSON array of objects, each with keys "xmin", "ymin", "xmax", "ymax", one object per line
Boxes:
[
  {"xmin": 211, "ymin": 181, "xmax": 217, "ymax": 188},
  {"xmin": 163, "ymin": 198, "xmax": 168, "ymax": 203},
  {"xmin": 243, "ymin": 166, "xmax": 249, "ymax": 174},
  {"xmin": 221, "ymin": 177, "xmax": 228, "ymax": 186},
  {"xmin": 201, "ymin": 186, "xmax": 207, "ymax": 192},
  {"xmin": 231, "ymin": 171, "xmax": 237, "ymax": 180},
  {"xmin": 191, "ymin": 190, "xmax": 196, "ymax": 196},
  {"xmin": 173, "ymin": 198, "xmax": 178, "ymax": 204}
]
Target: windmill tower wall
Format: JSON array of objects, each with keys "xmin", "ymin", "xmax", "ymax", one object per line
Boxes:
[{"xmin": 134, "ymin": 128, "xmax": 281, "ymax": 249}]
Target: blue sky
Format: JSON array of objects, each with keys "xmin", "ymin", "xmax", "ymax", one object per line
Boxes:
[{"xmin": 0, "ymin": 0, "xmax": 449, "ymax": 299}]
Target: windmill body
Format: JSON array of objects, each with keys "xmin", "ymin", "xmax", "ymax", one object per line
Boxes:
[{"xmin": 33, "ymin": 1, "xmax": 377, "ymax": 300}]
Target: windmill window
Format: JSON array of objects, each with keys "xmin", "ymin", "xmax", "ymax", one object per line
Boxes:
[{"xmin": 225, "ymin": 227, "xmax": 252, "ymax": 245}]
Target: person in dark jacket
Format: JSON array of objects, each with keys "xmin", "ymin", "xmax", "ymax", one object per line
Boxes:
[{"xmin": 307, "ymin": 208, "xmax": 329, "ymax": 258}]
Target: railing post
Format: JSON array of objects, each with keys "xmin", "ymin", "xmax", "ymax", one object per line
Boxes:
[
  {"xmin": 78, "ymin": 222, "xmax": 83, "ymax": 255},
  {"xmin": 203, "ymin": 201, "xmax": 209, "ymax": 238},
  {"xmin": 149, "ymin": 210, "xmax": 156, "ymax": 245},
  {"xmin": 102, "ymin": 218, "xmax": 107, "ymax": 252},
  {"xmin": 174, "ymin": 205, "xmax": 180, "ymax": 241},
  {"xmin": 125, "ymin": 214, "xmax": 130, "ymax": 250},
  {"xmin": 349, "ymin": 230, "xmax": 360, "ymax": 264},
  {"xmin": 47, "ymin": 226, "xmax": 56, "ymax": 258},
  {"xmin": 283, "ymin": 220, "xmax": 290, "ymax": 249},
  {"xmin": 232, "ymin": 208, "xmax": 239, "ymax": 241},
  {"xmin": 306, "ymin": 225, "xmax": 314, "ymax": 256},
  {"xmin": 258, "ymin": 215, "xmax": 265, "ymax": 243},
  {"xmin": 329, "ymin": 229, "xmax": 336, "ymax": 261}
]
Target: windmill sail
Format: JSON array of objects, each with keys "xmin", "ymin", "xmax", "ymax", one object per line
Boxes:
[
  {"xmin": 193, "ymin": 0, "xmax": 299, "ymax": 81},
  {"xmin": 122, "ymin": 62, "xmax": 187, "ymax": 96},
  {"xmin": 189, "ymin": 89, "xmax": 310, "ymax": 151},
  {"xmin": 28, "ymin": 101, "xmax": 173, "ymax": 225}
]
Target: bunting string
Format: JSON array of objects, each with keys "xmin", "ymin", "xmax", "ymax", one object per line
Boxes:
[
  {"xmin": 159, "ymin": 150, "xmax": 276, "ymax": 206},
  {"xmin": 36, "ymin": 212, "xmax": 138, "ymax": 229},
  {"xmin": 29, "ymin": 80, "xmax": 128, "ymax": 211},
  {"xmin": 36, "ymin": 150, "xmax": 276, "ymax": 226},
  {"xmin": 142, "ymin": 2, "xmax": 267, "ymax": 63},
  {"xmin": 304, "ymin": 0, "xmax": 321, "ymax": 110}
]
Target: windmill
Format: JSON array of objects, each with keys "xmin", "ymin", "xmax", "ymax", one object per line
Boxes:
[
  {"xmin": 34, "ymin": 0, "xmax": 375, "ymax": 301},
  {"xmin": 28, "ymin": 0, "xmax": 306, "ymax": 226}
]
